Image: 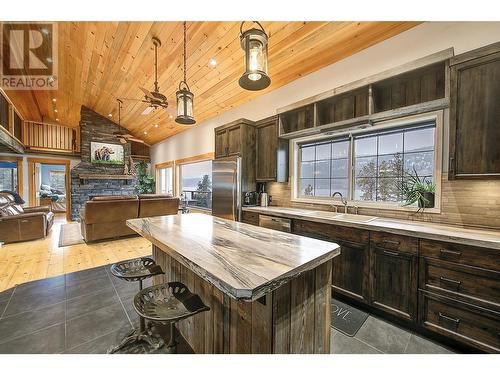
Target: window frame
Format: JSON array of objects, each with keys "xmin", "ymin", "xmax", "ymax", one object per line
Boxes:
[
  {"xmin": 291, "ymin": 111, "xmax": 443, "ymax": 213},
  {"xmin": 0, "ymin": 156, "xmax": 23, "ymax": 195},
  {"xmin": 155, "ymin": 160, "xmax": 175, "ymax": 196}
]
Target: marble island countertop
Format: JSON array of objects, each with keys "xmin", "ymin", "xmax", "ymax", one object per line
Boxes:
[
  {"xmin": 126, "ymin": 213, "xmax": 340, "ymax": 301},
  {"xmin": 243, "ymin": 206, "xmax": 500, "ymax": 250}
]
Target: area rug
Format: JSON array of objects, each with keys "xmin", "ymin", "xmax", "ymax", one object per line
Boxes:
[
  {"xmin": 331, "ymin": 299, "xmax": 369, "ymax": 337},
  {"xmin": 58, "ymin": 222, "xmax": 85, "ymax": 247}
]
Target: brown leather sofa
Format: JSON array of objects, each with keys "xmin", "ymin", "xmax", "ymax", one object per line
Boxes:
[
  {"xmin": 80, "ymin": 195, "xmax": 179, "ymax": 242},
  {"xmin": 0, "ymin": 192, "xmax": 54, "ymax": 243}
]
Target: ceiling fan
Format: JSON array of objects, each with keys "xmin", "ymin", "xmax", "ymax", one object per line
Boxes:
[
  {"xmin": 123, "ymin": 37, "xmax": 176, "ymax": 117},
  {"xmin": 112, "ymin": 99, "xmax": 151, "ymax": 146}
]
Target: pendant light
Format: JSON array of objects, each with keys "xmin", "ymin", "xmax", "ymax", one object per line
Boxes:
[
  {"xmin": 175, "ymin": 21, "xmax": 196, "ymax": 125},
  {"xmin": 238, "ymin": 21, "xmax": 271, "ymax": 91}
]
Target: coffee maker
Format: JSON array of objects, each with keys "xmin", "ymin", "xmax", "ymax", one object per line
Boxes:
[{"xmin": 243, "ymin": 191, "xmax": 259, "ymax": 206}]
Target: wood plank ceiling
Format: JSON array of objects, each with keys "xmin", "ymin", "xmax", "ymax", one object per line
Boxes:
[{"xmin": 4, "ymin": 21, "xmax": 420, "ymax": 145}]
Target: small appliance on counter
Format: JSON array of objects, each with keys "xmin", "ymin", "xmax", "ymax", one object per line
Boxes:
[
  {"xmin": 257, "ymin": 182, "xmax": 271, "ymax": 207},
  {"xmin": 243, "ymin": 191, "xmax": 259, "ymax": 206}
]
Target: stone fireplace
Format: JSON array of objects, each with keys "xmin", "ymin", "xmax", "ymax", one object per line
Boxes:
[{"xmin": 70, "ymin": 106, "xmax": 142, "ymax": 220}]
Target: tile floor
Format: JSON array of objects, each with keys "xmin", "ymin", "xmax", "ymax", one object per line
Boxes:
[
  {"xmin": 0, "ymin": 262, "xmax": 455, "ymax": 354},
  {"xmin": 330, "ymin": 312, "xmax": 454, "ymax": 354},
  {"xmin": 0, "ymin": 264, "xmax": 191, "ymax": 354}
]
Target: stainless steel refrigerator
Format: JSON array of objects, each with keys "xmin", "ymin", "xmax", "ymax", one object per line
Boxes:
[{"xmin": 212, "ymin": 156, "xmax": 242, "ymax": 221}]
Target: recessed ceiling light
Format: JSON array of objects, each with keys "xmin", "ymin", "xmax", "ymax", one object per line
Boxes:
[
  {"xmin": 54, "ymin": 109, "xmax": 58, "ymax": 113},
  {"xmin": 55, "ymin": 118, "xmax": 59, "ymax": 122},
  {"xmin": 143, "ymin": 131, "xmax": 148, "ymax": 135},
  {"xmin": 108, "ymin": 113, "xmax": 112, "ymax": 117},
  {"xmin": 52, "ymin": 98, "xmax": 57, "ymax": 102},
  {"xmin": 154, "ymin": 124, "xmax": 159, "ymax": 128},
  {"xmin": 209, "ymin": 58, "xmax": 217, "ymax": 67},
  {"xmin": 168, "ymin": 114, "xmax": 173, "ymax": 119}
]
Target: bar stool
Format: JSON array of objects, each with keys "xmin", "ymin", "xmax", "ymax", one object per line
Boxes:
[
  {"xmin": 134, "ymin": 282, "xmax": 210, "ymax": 353},
  {"xmin": 107, "ymin": 257, "xmax": 165, "ymax": 354}
]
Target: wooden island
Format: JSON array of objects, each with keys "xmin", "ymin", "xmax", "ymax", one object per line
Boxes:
[{"xmin": 127, "ymin": 213, "xmax": 340, "ymax": 354}]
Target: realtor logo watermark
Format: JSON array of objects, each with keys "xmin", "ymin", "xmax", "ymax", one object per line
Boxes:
[{"xmin": 1, "ymin": 22, "xmax": 58, "ymax": 90}]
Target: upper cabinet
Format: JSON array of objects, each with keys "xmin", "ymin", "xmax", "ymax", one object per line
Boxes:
[
  {"xmin": 449, "ymin": 42, "xmax": 500, "ymax": 179},
  {"xmin": 317, "ymin": 87, "xmax": 369, "ymax": 126},
  {"xmin": 277, "ymin": 50, "xmax": 452, "ymax": 139},
  {"xmin": 255, "ymin": 116, "xmax": 289, "ymax": 182},
  {"xmin": 214, "ymin": 119, "xmax": 255, "ymax": 159},
  {"xmin": 371, "ymin": 62, "xmax": 445, "ymax": 113},
  {"xmin": 279, "ymin": 104, "xmax": 315, "ymax": 136}
]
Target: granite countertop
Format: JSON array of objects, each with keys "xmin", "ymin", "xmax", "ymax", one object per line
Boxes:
[
  {"xmin": 243, "ymin": 206, "xmax": 500, "ymax": 250},
  {"xmin": 126, "ymin": 213, "xmax": 340, "ymax": 301}
]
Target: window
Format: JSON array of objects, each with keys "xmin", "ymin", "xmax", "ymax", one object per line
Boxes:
[
  {"xmin": 180, "ymin": 160, "xmax": 212, "ymax": 209},
  {"xmin": 157, "ymin": 166, "xmax": 173, "ymax": 195},
  {"xmin": 297, "ymin": 120, "xmax": 436, "ymax": 205},
  {"xmin": 0, "ymin": 161, "xmax": 18, "ymax": 191},
  {"xmin": 299, "ymin": 139, "xmax": 349, "ymax": 197},
  {"xmin": 49, "ymin": 170, "xmax": 66, "ymax": 192}
]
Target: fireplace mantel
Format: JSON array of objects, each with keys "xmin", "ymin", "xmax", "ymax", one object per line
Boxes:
[{"xmin": 78, "ymin": 173, "xmax": 135, "ymax": 180}]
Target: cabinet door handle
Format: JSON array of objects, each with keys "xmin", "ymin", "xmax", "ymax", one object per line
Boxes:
[
  {"xmin": 438, "ymin": 312, "xmax": 460, "ymax": 326},
  {"xmin": 383, "ymin": 250, "xmax": 400, "ymax": 257},
  {"xmin": 440, "ymin": 249, "xmax": 461, "ymax": 258},
  {"xmin": 382, "ymin": 239, "xmax": 400, "ymax": 246},
  {"xmin": 439, "ymin": 276, "xmax": 462, "ymax": 287}
]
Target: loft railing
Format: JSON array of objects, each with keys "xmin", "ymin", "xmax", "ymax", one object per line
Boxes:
[{"xmin": 23, "ymin": 121, "xmax": 80, "ymax": 153}]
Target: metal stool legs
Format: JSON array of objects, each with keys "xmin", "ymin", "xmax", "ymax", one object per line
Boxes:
[
  {"xmin": 107, "ymin": 280, "xmax": 165, "ymax": 354},
  {"xmin": 167, "ymin": 322, "xmax": 178, "ymax": 354}
]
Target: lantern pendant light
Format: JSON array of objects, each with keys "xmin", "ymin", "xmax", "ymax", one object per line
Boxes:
[
  {"xmin": 239, "ymin": 21, "xmax": 271, "ymax": 91},
  {"xmin": 175, "ymin": 21, "xmax": 196, "ymax": 125}
]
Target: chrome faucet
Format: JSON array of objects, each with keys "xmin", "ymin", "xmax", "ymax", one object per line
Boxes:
[{"xmin": 331, "ymin": 191, "xmax": 348, "ymax": 213}]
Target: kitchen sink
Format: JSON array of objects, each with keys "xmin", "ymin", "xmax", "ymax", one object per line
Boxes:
[{"xmin": 309, "ymin": 211, "xmax": 378, "ymax": 223}]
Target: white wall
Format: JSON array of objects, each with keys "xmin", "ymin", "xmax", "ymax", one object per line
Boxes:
[{"xmin": 151, "ymin": 21, "xmax": 500, "ymax": 165}]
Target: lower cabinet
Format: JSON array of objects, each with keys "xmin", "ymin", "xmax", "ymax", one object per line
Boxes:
[
  {"xmin": 332, "ymin": 241, "xmax": 370, "ymax": 304},
  {"xmin": 419, "ymin": 291, "xmax": 500, "ymax": 353},
  {"xmin": 241, "ymin": 210, "xmax": 500, "ymax": 352},
  {"xmin": 370, "ymin": 246, "xmax": 418, "ymax": 321}
]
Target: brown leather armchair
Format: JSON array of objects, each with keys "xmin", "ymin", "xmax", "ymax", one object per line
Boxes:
[{"xmin": 0, "ymin": 193, "xmax": 54, "ymax": 243}]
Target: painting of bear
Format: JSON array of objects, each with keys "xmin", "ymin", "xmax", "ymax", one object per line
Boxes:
[{"xmin": 90, "ymin": 142, "xmax": 124, "ymax": 165}]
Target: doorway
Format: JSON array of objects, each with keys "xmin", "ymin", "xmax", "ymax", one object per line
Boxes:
[{"xmin": 27, "ymin": 157, "xmax": 71, "ymax": 221}]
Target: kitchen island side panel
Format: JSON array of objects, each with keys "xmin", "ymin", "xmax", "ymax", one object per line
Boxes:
[{"xmin": 152, "ymin": 245, "xmax": 332, "ymax": 354}]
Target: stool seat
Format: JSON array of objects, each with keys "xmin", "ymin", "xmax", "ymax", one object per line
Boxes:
[
  {"xmin": 110, "ymin": 257, "xmax": 164, "ymax": 282},
  {"xmin": 134, "ymin": 282, "xmax": 210, "ymax": 323}
]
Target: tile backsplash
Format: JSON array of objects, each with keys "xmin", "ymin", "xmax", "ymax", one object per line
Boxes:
[{"xmin": 266, "ymin": 173, "xmax": 500, "ymax": 230}]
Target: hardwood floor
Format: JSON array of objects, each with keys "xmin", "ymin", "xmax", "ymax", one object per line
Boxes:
[{"xmin": 0, "ymin": 214, "xmax": 151, "ymax": 292}]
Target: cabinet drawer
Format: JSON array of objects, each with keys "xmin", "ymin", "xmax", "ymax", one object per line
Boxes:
[
  {"xmin": 419, "ymin": 291, "xmax": 500, "ymax": 353},
  {"xmin": 241, "ymin": 211, "xmax": 259, "ymax": 226},
  {"xmin": 419, "ymin": 257, "xmax": 500, "ymax": 308},
  {"xmin": 370, "ymin": 232, "xmax": 417, "ymax": 254},
  {"xmin": 293, "ymin": 219, "xmax": 369, "ymax": 244},
  {"xmin": 420, "ymin": 239, "xmax": 500, "ymax": 272}
]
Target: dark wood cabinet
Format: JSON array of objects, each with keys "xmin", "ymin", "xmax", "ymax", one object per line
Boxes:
[
  {"xmin": 449, "ymin": 42, "xmax": 500, "ymax": 179},
  {"xmin": 215, "ymin": 129, "xmax": 228, "ymax": 158},
  {"xmin": 214, "ymin": 119, "xmax": 255, "ymax": 159},
  {"xmin": 279, "ymin": 104, "xmax": 314, "ymax": 135},
  {"xmin": 292, "ymin": 219, "xmax": 370, "ymax": 304},
  {"xmin": 332, "ymin": 240, "xmax": 370, "ymax": 304},
  {"xmin": 419, "ymin": 291, "xmax": 500, "ymax": 353},
  {"xmin": 241, "ymin": 211, "xmax": 259, "ymax": 226},
  {"xmin": 370, "ymin": 245, "xmax": 418, "ymax": 322},
  {"xmin": 255, "ymin": 116, "xmax": 289, "ymax": 182}
]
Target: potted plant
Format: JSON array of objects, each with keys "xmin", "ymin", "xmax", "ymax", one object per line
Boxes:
[
  {"xmin": 400, "ymin": 167, "xmax": 436, "ymax": 209},
  {"xmin": 135, "ymin": 161, "xmax": 155, "ymax": 194}
]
